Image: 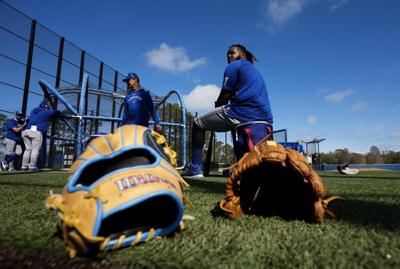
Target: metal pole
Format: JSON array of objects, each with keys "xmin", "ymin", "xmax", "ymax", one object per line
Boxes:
[
  {"xmin": 174, "ymin": 106, "xmax": 178, "ymax": 149},
  {"xmin": 48, "ymin": 37, "xmax": 64, "ymax": 168},
  {"xmin": 111, "ymin": 71, "xmax": 118, "ymax": 132},
  {"xmin": 95, "ymin": 62, "xmax": 103, "ymax": 133},
  {"xmin": 168, "ymin": 104, "xmax": 172, "ymax": 144},
  {"xmin": 213, "ymin": 132, "xmax": 216, "ymax": 165},
  {"xmin": 21, "ymin": 20, "xmax": 36, "ymax": 115},
  {"xmin": 75, "ymin": 50, "xmax": 85, "ymax": 159},
  {"xmin": 225, "ymin": 131, "xmax": 227, "ymax": 163}
]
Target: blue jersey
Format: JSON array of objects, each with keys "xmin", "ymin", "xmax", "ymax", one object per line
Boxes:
[
  {"xmin": 222, "ymin": 60, "xmax": 273, "ymax": 123},
  {"xmin": 26, "ymin": 107, "xmax": 61, "ymax": 134},
  {"xmin": 5, "ymin": 118, "xmax": 23, "ymax": 142},
  {"xmin": 121, "ymin": 88, "xmax": 160, "ymax": 126}
]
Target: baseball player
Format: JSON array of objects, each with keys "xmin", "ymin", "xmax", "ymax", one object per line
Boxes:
[
  {"xmin": 121, "ymin": 73, "xmax": 162, "ymax": 133},
  {"xmin": 21, "ymin": 100, "xmax": 61, "ymax": 171},
  {"xmin": 183, "ymin": 44, "xmax": 273, "ymax": 178},
  {"xmin": 1, "ymin": 111, "xmax": 26, "ymax": 171}
]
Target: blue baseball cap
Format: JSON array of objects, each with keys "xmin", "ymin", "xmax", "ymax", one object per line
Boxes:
[
  {"xmin": 15, "ymin": 111, "xmax": 23, "ymax": 116},
  {"xmin": 122, "ymin": 72, "xmax": 139, "ymax": 82}
]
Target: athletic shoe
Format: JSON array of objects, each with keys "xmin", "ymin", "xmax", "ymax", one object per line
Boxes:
[
  {"xmin": 1, "ymin": 161, "xmax": 8, "ymax": 171},
  {"xmin": 181, "ymin": 169, "xmax": 204, "ymax": 179}
]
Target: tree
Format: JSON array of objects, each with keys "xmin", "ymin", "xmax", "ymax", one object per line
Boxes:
[
  {"xmin": 320, "ymin": 152, "xmax": 337, "ymax": 164},
  {"xmin": 366, "ymin": 146, "xmax": 383, "ymax": 164},
  {"xmin": 334, "ymin": 148, "xmax": 351, "ymax": 164},
  {"xmin": 349, "ymin": 152, "xmax": 366, "ymax": 164},
  {"xmin": 382, "ymin": 150, "xmax": 400, "ymax": 164}
]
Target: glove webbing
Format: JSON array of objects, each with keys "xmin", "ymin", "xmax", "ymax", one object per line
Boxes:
[{"xmin": 151, "ymin": 131, "xmax": 177, "ymax": 166}]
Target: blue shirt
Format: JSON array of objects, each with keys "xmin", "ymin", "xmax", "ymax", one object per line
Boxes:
[
  {"xmin": 6, "ymin": 118, "xmax": 23, "ymax": 142},
  {"xmin": 222, "ymin": 60, "xmax": 273, "ymax": 123},
  {"xmin": 26, "ymin": 107, "xmax": 61, "ymax": 134},
  {"xmin": 121, "ymin": 88, "xmax": 160, "ymax": 126}
]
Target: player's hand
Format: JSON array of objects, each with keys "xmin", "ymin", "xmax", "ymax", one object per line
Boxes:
[{"xmin": 154, "ymin": 124, "xmax": 163, "ymax": 134}]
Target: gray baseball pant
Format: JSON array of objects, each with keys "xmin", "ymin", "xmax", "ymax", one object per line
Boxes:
[
  {"xmin": 21, "ymin": 129, "xmax": 43, "ymax": 170},
  {"xmin": 4, "ymin": 138, "xmax": 23, "ymax": 170}
]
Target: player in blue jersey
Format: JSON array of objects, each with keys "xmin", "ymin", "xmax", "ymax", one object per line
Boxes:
[
  {"xmin": 1, "ymin": 111, "xmax": 26, "ymax": 171},
  {"xmin": 21, "ymin": 100, "xmax": 61, "ymax": 171},
  {"xmin": 121, "ymin": 72, "xmax": 162, "ymax": 133},
  {"xmin": 183, "ymin": 44, "xmax": 273, "ymax": 178}
]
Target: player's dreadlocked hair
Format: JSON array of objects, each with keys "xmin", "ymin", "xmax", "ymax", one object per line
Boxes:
[{"xmin": 229, "ymin": 44, "xmax": 258, "ymax": 64}]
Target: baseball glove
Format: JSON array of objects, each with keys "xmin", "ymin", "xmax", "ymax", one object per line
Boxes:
[
  {"xmin": 46, "ymin": 124, "xmax": 189, "ymax": 258},
  {"xmin": 219, "ymin": 140, "xmax": 342, "ymax": 223}
]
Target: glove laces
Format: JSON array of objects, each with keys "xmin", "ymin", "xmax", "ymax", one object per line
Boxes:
[{"xmin": 99, "ymin": 228, "xmax": 158, "ymax": 252}]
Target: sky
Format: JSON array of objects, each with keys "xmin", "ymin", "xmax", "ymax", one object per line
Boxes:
[{"xmin": 3, "ymin": 0, "xmax": 400, "ymax": 154}]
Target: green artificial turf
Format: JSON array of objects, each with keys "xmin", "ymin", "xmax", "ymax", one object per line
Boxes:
[{"xmin": 0, "ymin": 170, "xmax": 399, "ymax": 268}]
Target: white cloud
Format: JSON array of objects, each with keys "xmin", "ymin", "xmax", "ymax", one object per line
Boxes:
[
  {"xmin": 183, "ymin": 84, "xmax": 220, "ymax": 114},
  {"xmin": 325, "ymin": 88, "xmax": 356, "ymax": 103},
  {"xmin": 391, "ymin": 129, "xmax": 400, "ymax": 139},
  {"xmin": 316, "ymin": 88, "xmax": 329, "ymax": 96},
  {"xmin": 307, "ymin": 115, "xmax": 317, "ymax": 124},
  {"xmin": 263, "ymin": 0, "xmax": 350, "ymax": 32},
  {"xmin": 330, "ymin": 0, "xmax": 349, "ymax": 11},
  {"xmin": 351, "ymin": 102, "xmax": 368, "ymax": 111},
  {"xmin": 267, "ymin": 0, "xmax": 306, "ymax": 25},
  {"xmin": 145, "ymin": 43, "xmax": 206, "ymax": 73}
]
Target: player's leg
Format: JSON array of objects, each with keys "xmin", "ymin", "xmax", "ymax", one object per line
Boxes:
[
  {"xmin": 2, "ymin": 138, "xmax": 16, "ymax": 171},
  {"xmin": 21, "ymin": 130, "xmax": 32, "ymax": 170},
  {"xmin": 28, "ymin": 131, "xmax": 43, "ymax": 170},
  {"xmin": 183, "ymin": 106, "xmax": 240, "ymax": 178}
]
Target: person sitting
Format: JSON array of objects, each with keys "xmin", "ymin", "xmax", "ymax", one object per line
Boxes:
[{"xmin": 182, "ymin": 44, "xmax": 273, "ymax": 178}]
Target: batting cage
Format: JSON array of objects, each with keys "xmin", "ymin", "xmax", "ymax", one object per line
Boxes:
[{"xmin": 40, "ymin": 73, "xmax": 187, "ymax": 169}]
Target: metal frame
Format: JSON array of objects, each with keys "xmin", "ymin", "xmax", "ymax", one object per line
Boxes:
[{"xmin": 38, "ymin": 73, "xmax": 187, "ymax": 168}]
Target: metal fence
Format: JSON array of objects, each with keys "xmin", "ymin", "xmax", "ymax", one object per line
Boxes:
[
  {"xmin": 1, "ymin": 1, "xmax": 283, "ymax": 172},
  {"xmin": 0, "ymin": 1, "xmax": 187, "ymax": 168}
]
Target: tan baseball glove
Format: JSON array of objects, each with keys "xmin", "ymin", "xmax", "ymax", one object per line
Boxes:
[
  {"xmin": 46, "ymin": 124, "xmax": 189, "ymax": 258},
  {"xmin": 219, "ymin": 140, "xmax": 342, "ymax": 223}
]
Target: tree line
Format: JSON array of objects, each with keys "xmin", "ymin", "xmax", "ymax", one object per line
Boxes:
[{"xmin": 320, "ymin": 146, "xmax": 400, "ymax": 164}]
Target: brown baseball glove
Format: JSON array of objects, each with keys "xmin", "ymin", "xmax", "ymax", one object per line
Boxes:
[{"xmin": 219, "ymin": 140, "xmax": 342, "ymax": 223}]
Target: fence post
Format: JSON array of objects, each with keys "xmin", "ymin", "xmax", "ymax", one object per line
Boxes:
[
  {"xmin": 168, "ymin": 105, "xmax": 172, "ymax": 144},
  {"xmin": 48, "ymin": 37, "xmax": 64, "ymax": 168},
  {"xmin": 74, "ymin": 50, "xmax": 86, "ymax": 159},
  {"xmin": 111, "ymin": 71, "xmax": 118, "ymax": 132},
  {"xmin": 95, "ymin": 62, "xmax": 103, "ymax": 133},
  {"xmin": 21, "ymin": 19, "xmax": 36, "ymax": 115}
]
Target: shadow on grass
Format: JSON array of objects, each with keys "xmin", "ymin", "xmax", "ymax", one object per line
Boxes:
[
  {"xmin": 184, "ymin": 178, "xmax": 226, "ymax": 194},
  {"xmin": 0, "ymin": 246, "xmax": 120, "ymax": 269},
  {"xmin": 209, "ymin": 198, "xmax": 400, "ymax": 230},
  {"xmin": 331, "ymin": 199, "xmax": 400, "ymax": 231}
]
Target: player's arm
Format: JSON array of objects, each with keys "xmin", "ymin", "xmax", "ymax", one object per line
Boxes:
[
  {"xmin": 147, "ymin": 93, "xmax": 162, "ymax": 132},
  {"xmin": 215, "ymin": 65, "xmax": 237, "ymax": 107},
  {"xmin": 214, "ymin": 90, "xmax": 233, "ymax": 108},
  {"xmin": 12, "ymin": 123, "xmax": 26, "ymax": 133}
]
